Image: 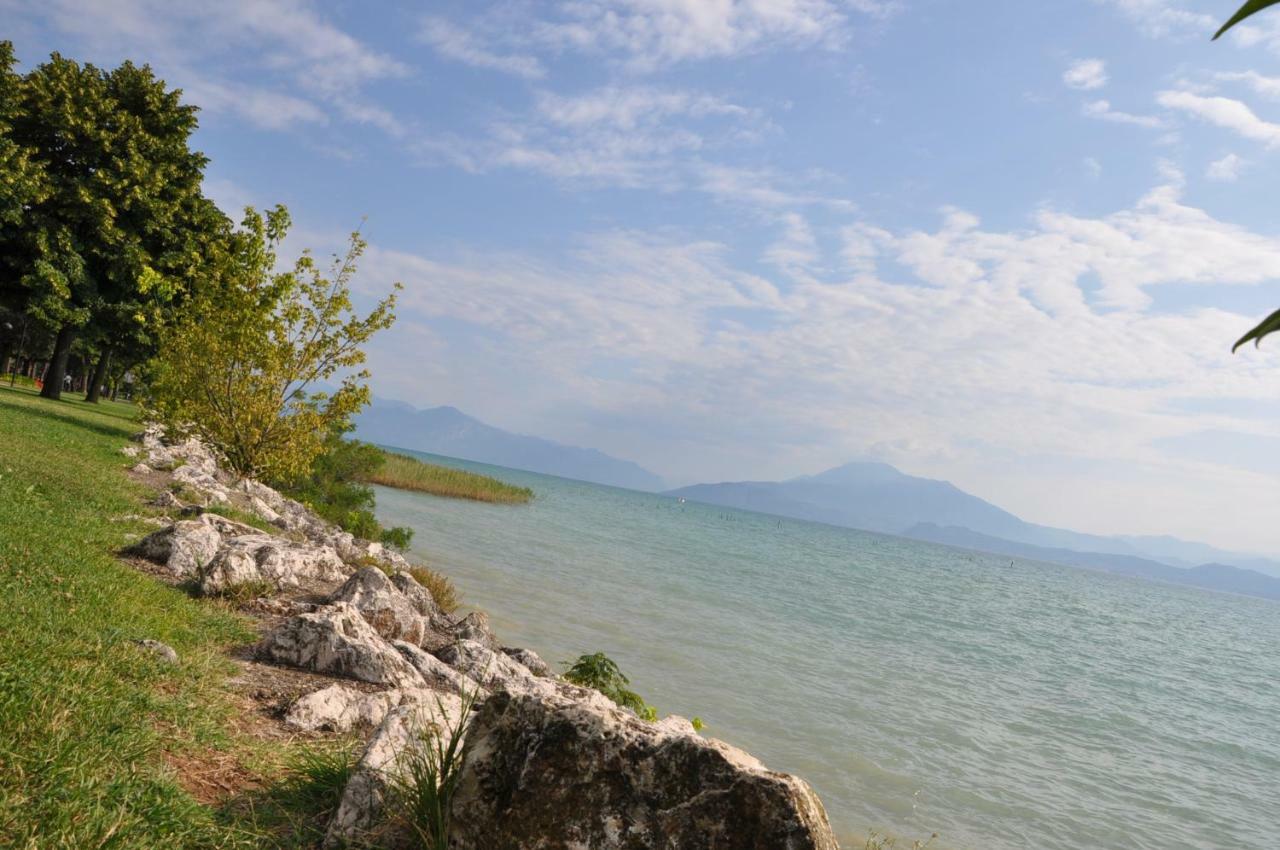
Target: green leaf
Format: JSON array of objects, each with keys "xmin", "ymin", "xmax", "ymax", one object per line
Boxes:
[
  {"xmin": 1231, "ymin": 306, "xmax": 1280, "ymax": 352},
  {"xmin": 1214, "ymin": 0, "xmax": 1280, "ymax": 39}
]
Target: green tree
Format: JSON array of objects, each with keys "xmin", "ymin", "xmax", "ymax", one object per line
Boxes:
[
  {"xmin": 148, "ymin": 205, "xmax": 400, "ymax": 481},
  {"xmin": 0, "ymin": 48, "xmax": 222, "ymax": 400}
]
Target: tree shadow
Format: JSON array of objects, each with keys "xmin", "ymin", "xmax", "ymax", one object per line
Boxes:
[{"xmin": 2, "ymin": 391, "xmax": 138, "ymax": 442}]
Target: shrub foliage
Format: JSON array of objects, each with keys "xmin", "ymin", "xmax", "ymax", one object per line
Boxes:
[{"xmin": 147, "ymin": 205, "xmax": 399, "ymax": 481}]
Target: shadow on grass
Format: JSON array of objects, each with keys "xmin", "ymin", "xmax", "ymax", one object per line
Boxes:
[
  {"xmin": 0, "ymin": 387, "xmax": 137, "ymax": 441},
  {"xmin": 214, "ymin": 742, "xmax": 358, "ymax": 849}
]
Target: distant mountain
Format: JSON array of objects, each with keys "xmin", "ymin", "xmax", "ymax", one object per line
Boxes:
[
  {"xmin": 1115, "ymin": 534, "xmax": 1280, "ymax": 578},
  {"xmin": 353, "ymin": 399, "xmax": 665, "ymax": 492},
  {"xmin": 667, "ymin": 460, "xmax": 1280, "ymax": 600},
  {"xmin": 905, "ymin": 524, "xmax": 1280, "ymax": 602},
  {"xmin": 669, "ymin": 462, "xmax": 1030, "ymax": 538}
]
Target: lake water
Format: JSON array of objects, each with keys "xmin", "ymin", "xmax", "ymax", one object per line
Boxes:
[{"xmin": 372, "ymin": 452, "xmax": 1280, "ymax": 849}]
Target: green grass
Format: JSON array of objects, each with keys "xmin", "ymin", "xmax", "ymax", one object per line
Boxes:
[
  {"xmin": 0, "ymin": 385, "xmax": 327, "ymax": 848},
  {"xmin": 365, "ymin": 451, "xmax": 533, "ymax": 504}
]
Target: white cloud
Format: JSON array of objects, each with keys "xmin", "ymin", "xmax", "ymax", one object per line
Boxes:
[
  {"xmin": 419, "ymin": 16, "xmax": 545, "ymax": 79},
  {"xmin": 1064, "ymin": 58, "xmax": 1108, "ymax": 90},
  {"xmin": 18, "ymin": 0, "xmax": 408, "ymax": 135},
  {"xmin": 354, "ymin": 179, "xmax": 1280, "ymax": 550},
  {"xmin": 1097, "ymin": 0, "xmax": 1216, "ymax": 38},
  {"xmin": 763, "ymin": 212, "xmax": 820, "ymax": 273},
  {"xmin": 1214, "ymin": 70, "xmax": 1280, "ymax": 99},
  {"xmin": 1083, "ymin": 156, "xmax": 1103, "ymax": 177},
  {"xmin": 430, "ymin": 0, "xmax": 898, "ymax": 74},
  {"xmin": 1082, "ymin": 99, "xmax": 1164, "ymax": 128},
  {"xmin": 1157, "ymin": 89, "xmax": 1280, "ymax": 146},
  {"xmin": 1206, "ymin": 152, "xmax": 1247, "ymax": 181},
  {"xmin": 180, "ymin": 78, "xmax": 326, "ymax": 130}
]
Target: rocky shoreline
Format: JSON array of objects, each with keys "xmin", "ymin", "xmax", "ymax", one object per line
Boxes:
[{"xmin": 121, "ymin": 426, "xmax": 840, "ymax": 849}]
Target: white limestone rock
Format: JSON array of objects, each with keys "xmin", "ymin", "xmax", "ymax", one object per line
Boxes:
[{"xmin": 258, "ymin": 603, "xmax": 425, "ymax": 688}]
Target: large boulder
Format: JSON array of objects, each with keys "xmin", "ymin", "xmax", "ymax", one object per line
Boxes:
[
  {"xmin": 197, "ymin": 536, "xmax": 348, "ymax": 595},
  {"xmin": 259, "ymin": 603, "xmax": 424, "ymax": 688},
  {"xmin": 324, "ymin": 697, "xmax": 465, "ymax": 849},
  {"xmin": 450, "ymin": 691, "xmax": 840, "ymax": 850},
  {"xmin": 327, "ymin": 568, "xmax": 426, "ymax": 644},
  {"xmin": 129, "ymin": 513, "xmax": 259, "ymax": 578}
]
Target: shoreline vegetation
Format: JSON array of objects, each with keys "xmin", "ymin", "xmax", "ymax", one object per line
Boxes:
[{"xmin": 363, "ymin": 449, "xmax": 534, "ymax": 504}]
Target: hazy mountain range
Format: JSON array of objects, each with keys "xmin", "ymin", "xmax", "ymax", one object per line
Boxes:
[
  {"xmin": 353, "ymin": 399, "xmax": 665, "ymax": 491},
  {"xmin": 666, "ymin": 461, "xmax": 1280, "ymax": 599}
]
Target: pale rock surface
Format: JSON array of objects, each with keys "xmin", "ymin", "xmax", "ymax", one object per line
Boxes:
[
  {"xmin": 324, "ymin": 697, "xmax": 465, "ymax": 849},
  {"xmin": 198, "ymin": 536, "xmax": 347, "ymax": 595},
  {"xmin": 259, "ymin": 603, "xmax": 425, "ymax": 688},
  {"xmin": 326, "ymin": 568, "xmax": 427, "ymax": 644},
  {"xmin": 393, "ymin": 640, "xmax": 486, "ymax": 696},
  {"xmin": 434, "ymin": 639, "xmax": 551, "ymax": 695},
  {"xmin": 453, "ymin": 611, "xmax": 499, "ymax": 648},
  {"xmin": 389, "ymin": 571, "xmax": 441, "ymax": 618},
  {"xmin": 131, "ymin": 518, "xmax": 224, "ymax": 577},
  {"xmin": 501, "ymin": 646, "xmax": 553, "ymax": 677},
  {"xmin": 450, "ymin": 690, "xmax": 841, "ymax": 850},
  {"xmin": 284, "ymin": 684, "xmax": 401, "ymax": 733}
]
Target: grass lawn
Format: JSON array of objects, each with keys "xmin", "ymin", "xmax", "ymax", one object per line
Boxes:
[
  {"xmin": 0, "ymin": 386, "xmax": 345, "ymax": 849},
  {"xmin": 365, "ymin": 450, "xmax": 533, "ymax": 504}
]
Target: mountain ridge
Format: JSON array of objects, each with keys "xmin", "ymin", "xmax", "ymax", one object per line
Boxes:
[
  {"xmin": 353, "ymin": 398, "xmax": 665, "ymax": 492},
  {"xmin": 667, "ymin": 460, "xmax": 1280, "ymax": 590}
]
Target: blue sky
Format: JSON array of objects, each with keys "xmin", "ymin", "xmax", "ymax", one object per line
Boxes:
[{"xmin": 9, "ymin": 0, "xmax": 1280, "ymax": 552}]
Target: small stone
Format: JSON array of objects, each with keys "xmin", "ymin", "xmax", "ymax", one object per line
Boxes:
[
  {"xmin": 130, "ymin": 463, "xmax": 152, "ymax": 474},
  {"xmin": 134, "ymin": 639, "xmax": 179, "ymax": 665}
]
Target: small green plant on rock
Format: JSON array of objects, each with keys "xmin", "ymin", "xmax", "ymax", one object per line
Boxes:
[{"xmin": 563, "ymin": 652, "xmax": 658, "ymax": 720}]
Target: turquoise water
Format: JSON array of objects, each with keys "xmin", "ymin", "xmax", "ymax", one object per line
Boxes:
[{"xmin": 373, "ymin": 453, "xmax": 1280, "ymax": 849}]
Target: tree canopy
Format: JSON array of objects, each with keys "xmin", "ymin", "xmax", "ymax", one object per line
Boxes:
[{"xmin": 0, "ymin": 44, "xmax": 225, "ymax": 398}]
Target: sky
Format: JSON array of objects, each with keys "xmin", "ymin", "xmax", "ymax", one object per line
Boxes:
[{"xmin": 7, "ymin": 0, "xmax": 1280, "ymax": 553}]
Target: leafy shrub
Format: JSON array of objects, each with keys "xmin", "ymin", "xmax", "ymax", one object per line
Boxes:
[
  {"xmin": 408, "ymin": 566, "xmax": 460, "ymax": 614},
  {"xmin": 562, "ymin": 652, "xmax": 656, "ymax": 719},
  {"xmin": 147, "ymin": 205, "xmax": 399, "ymax": 481},
  {"xmin": 275, "ymin": 433, "xmax": 414, "ymax": 550}
]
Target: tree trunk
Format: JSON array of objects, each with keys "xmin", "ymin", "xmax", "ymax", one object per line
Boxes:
[
  {"xmin": 0, "ymin": 337, "xmax": 12, "ymax": 380},
  {"xmin": 86, "ymin": 347, "xmax": 112, "ymax": 403},
  {"xmin": 40, "ymin": 325, "xmax": 76, "ymax": 400}
]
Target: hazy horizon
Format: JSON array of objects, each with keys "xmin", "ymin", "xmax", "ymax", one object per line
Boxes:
[{"xmin": 10, "ymin": 0, "xmax": 1280, "ymax": 552}]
